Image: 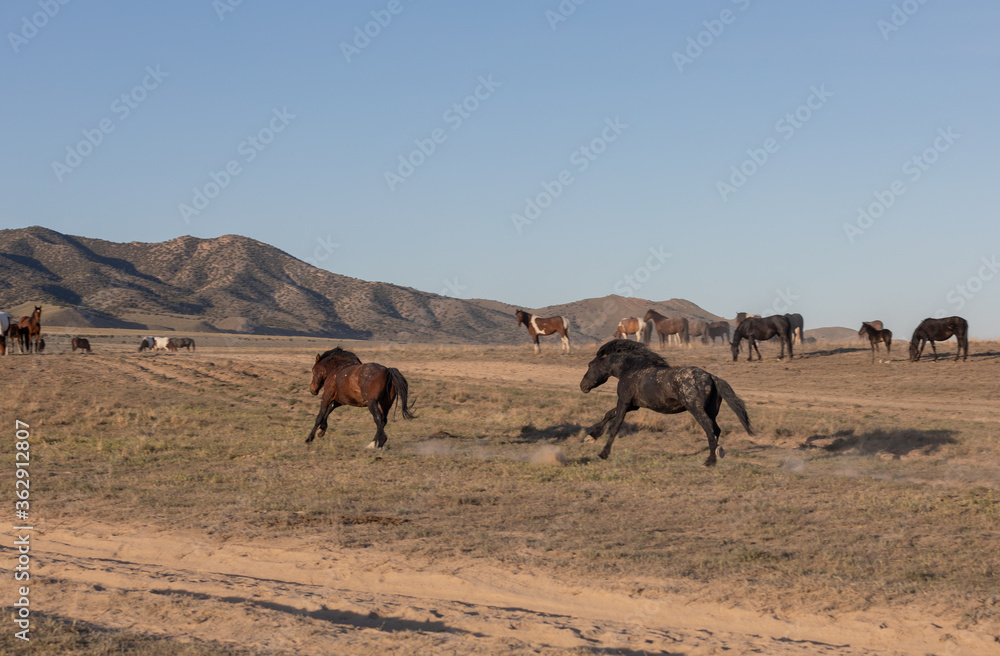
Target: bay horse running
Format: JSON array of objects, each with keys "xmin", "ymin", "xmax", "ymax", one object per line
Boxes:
[
  {"xmin": 707, "ymin": 321, "xmax": 730, "ymax": 345},
  {"xmin": 515, "ymin": 310, "xmax": 570, "ymax": 354},
  {"xmin": 858, "ymin": 322, "xmax": 892, "ymax": 362},
  {"xmin": 643, "ymin": 309, "xmax": 688, "ymax": 348},
  {"xmin": 580, "ymin": 340, "xmax": 753, "ymax": 465},
  {"xmin": 731, "ymin": 315, "xmax": 793, "ymax": 361},
  {"xmin": 909, "ymin": 316, "xmax": 968, "ymax": 362},
  {"xmin": 614, "ymin": 317, "xmax": 645, "ymax": 342},
  {"xmin": 306, "ymin": 346, "xmax": 415, "ymax": 449},
  {"xmin": 71, "ymin": 337, "xmax": 93, "ymax": 353},
  {"xmin": 17, "ymin": 306, "xmax": 42, "ymax": 354}
]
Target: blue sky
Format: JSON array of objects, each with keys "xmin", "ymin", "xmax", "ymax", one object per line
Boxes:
[{"xmin": 2, "ymin": 1, "xmax": 999, "ymax": 337}]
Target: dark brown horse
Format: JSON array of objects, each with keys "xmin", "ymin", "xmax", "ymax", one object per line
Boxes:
[
  {"xmin": 71, "ymin": 337, "xmax": 92, "ymax": 353},
  {"xmin": 909, "ymin": 317, "xmax": 968, "ymax": 362},
  {"xmin": 580, "ymin": 340, "xmax": 753, "ymax": 465},
  {"xmin": 707, "ymin": 321, "xmax": 730, "ymax": 345},
  {"xmin": 731, "ymin": 315, "xmax": 793, "ymax": 361},
  {"xmin": 858, "ymin": 322, "xmax": 891, "ymax": 362},
  {"xmin": 614, "ymin": 317, "xmax": 645, "ymax": 342},
  {"xmin": 174, "ymin": 337, "xmax": 196, "ymax": 351},
  {"xmin": 306, "ymin": 347, "xmax": 415, "ymax": 449},
  {"xmin": 515, "ymin": 310, "xmax": 570, "ymax": 354},
  {"xmin": 17, "ymin": 306, "xmax": 42, "ymax": 354},
  {"xmin": 643, "ymin": 309, "xmax": 688, "ymax": 348}
]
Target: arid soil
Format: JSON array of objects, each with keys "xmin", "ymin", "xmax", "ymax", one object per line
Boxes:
[{"xmin": 4, "ymin": 331, "xmax": 1000, "ymax": 655}]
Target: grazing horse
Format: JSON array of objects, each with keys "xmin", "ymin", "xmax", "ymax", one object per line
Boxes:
[
  {"xmin": 306, "ymin": 346, "xmax": 415, "ymax": 449},
  {"xmin": 731, "ymin": 315, "xmax": 793, "ymax": 361},
  {"xmin": 909, "ymin": 316, "xmax": 968, "ymax": 362},
  {"xmin": 858, "ymin": 322, "xmax": 892, "ymax": 362},
  {"xmin": 580, "ymin": 340, "xmax": 753, "ymax": 465},
  {"xmin": 71, "ymin": 337, "xmax": 93, "ymax": 353},
  {"xmin": 18, "ymin": 306, "xmax": 42, "ymax": 354},
  {"xmin": 515, "ymin": 310, "xmax": 571, "ymax": 354},
  {"xmin": 615, "ymin": 317, "xmax": 645, "ymax": 342},
  {"xmin": 707, "ymin": 321, "xmax": 730, "ymax": 345},
  {"xmin": 174, "ymin": 337, "xmax": 196, "ymax": 351},
  {"xmin": 785, "ymin": 313, "xmax": 804, "ymax": 345},
  {"xmin": 643, "ymin": 309, "xmax": 688, "ymax": 348}
]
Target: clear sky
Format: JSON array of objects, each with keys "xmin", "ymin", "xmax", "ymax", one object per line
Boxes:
[{"xmin": 3, "ymin": 1, "xmax": 999, "ymax": 337}]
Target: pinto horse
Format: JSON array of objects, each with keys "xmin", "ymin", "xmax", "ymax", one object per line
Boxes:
[
  {"xmin": 909, "ymin": 316, "xmax": 968, "ymax": 362},
  {"xmin": 515, "ymin": 310, "xmax": 570, "ymax": 354},
  {"xmin": 731, "ymin": 315, "xmax": 793, "ymax": 361},
  {"xmin": 643, "ymin": 309, "xmax": 688, "ymax": 348},
  {"xmin": 17, "ymin": 306, "xmax": 42, "ymax": 354},
  {"xmin": 580, "ymin": 340, "xmax": 753, "ymax": 465},
  {"xmin": 859, "ymin": 322, "xmax": 892, "ymax": 362},
  {"xmin": 306, "ymin": 347, "xmax": 415, "ymax": 449},
  {"xmin": 71, "ymin": 337, "xmax": 93, "ymax": 353},
  {"xmin": 614, "ymin": 317, "xmax": 645, "ymax": 342}
]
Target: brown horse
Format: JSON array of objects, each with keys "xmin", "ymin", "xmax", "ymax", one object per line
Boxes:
[
  {"xmin": 731, "ymin": 315, "xmax": 793, "ymax": 361},
  {"xmin": 614, "ymin": 317, "xmax": 645, "ymax": 342},
  {"xmin": 858, "ymin": 322, "xmax": 891, "ymax": 362},
  {"xmin": 515, "ymin": 310, "xmax": 570, "ymax": 354},
  {"xmin": 71, "ymin": 337, "xmax": 93, "ymax": 353},
  {"xmin": 17, "ymin": 306, "xmax": 42, "ymax": 354},
  {"xmin": 642, "ymin": 309, "xmax": 688, "ymax": 348},
  {"xmin": 306, "ymin": 347, "xmax": 415, "ymax": 449},
  {"xmin": 909, "ymin": 317, "xmax": 968, "ymax": 362},
  {"xmin": 688, "ymin": 320, "xmax": 710, "ymax": 345}
]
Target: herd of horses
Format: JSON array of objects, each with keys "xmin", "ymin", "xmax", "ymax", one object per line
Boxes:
[
  {"xmin": 305, "ymin": 311, "xmax": 974, "ymax": 464},
  {"xmin": 0, "ymin": 306, "xmax": 44, "ymax": 355},
  {"xmin": 138, "ymin": 336, "xmax": 196, "ymax": 352}
]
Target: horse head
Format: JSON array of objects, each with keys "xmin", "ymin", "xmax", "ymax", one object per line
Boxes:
[
  {"xmin": 514, "ymin": 310, "xmax": 529, "ymax": 327},
  {"xmin": 580, "ymin": 355, "xmax": 611, "ymax": 393}
]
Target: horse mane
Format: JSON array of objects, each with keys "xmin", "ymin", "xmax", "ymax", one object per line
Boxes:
[
  {"xmin": 317, "ymin": 346, "xmax": 361, "ymax": 363},
  {"xmin": 596, "ymin": 339, "xmax": 669, "ymax": 366}
]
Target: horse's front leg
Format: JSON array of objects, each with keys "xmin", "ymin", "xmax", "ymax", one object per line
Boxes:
[
  {"xmin": 929, "ymin": 340, "xmax": 938, "ymax": 361},
  {"xmin": 748, "ymin": 337, "xmax": 759, "ymax": 361},
  {"xmin": 599, "ymin": 401, "xmax": 635, "ymax": 460},
  {"xmin": 586, "ymin": 407, "xmax": 618, "ymax": 441},
  {"xmin": 306, "ymin": 398, "xmax": 340, "ymax": 443},
  {"xmin": 533, "ymin": 335, "xmax": 540, "ymax": 355}
]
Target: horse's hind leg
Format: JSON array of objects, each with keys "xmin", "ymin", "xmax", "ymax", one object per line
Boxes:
[
  {"xmin": 689, "ymin": 406, "xmax": 723, "ymax": 467},
  {"xmin": 367, "ymin": 400, "xmax": 388, "ymax": 449}
]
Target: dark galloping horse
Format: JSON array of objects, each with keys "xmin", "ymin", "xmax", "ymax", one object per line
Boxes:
[
  {"xmin": 858, "ymin": 322, "xmax": 892, "ymax": 362},
  {"xmin": 731, "ymin": 315, "xmax": 793, "ymax": 361},
  {"xmin": 71, "ymin": 337, "xmax": 92, "ymax": 353},
  {"xmin": 909, "ymin": 317, "xmax": 968, "ymax": 362},
  {"xmin": 306, "ymin": 347, "xmax": 415, "ymax": 449},
  {"xmin": 643, "ymin": 309, "xmax": 688, "ymax": 348},
  {"xmin": 707, "ymin": 321, "xmax": 730, "ymax": 345},
  {"xmin": 580, "ymin": 340, "xmax": 753, "ymax": 466},
  {"xmin": 515, "ymin": 310, "xmax": 570, "ymax": 354},
  {"xmin": 18, "ymin": 306, "xmax": 42, "ymax": 354}
]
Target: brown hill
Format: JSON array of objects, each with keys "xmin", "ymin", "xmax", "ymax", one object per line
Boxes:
[{"xmin": 0, "ymin": 226, "xmax": 728, "ymax": 344}]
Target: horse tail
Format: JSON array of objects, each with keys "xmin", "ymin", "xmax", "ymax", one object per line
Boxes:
[
  {"xmin": 713, "ymin": 375, "xmax": 754, "ymax": 436},
  {"xmin": 387, "ymin": 368, "xmax": 416, "ymax": 420}
]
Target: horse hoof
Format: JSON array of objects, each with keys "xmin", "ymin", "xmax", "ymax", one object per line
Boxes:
[
  {"xmin": 366, "ymin": 441, "xmax": 377, "ymax": 449},
  {"xmin": 598, "ymin": 451, "xmax": 610, "ymax": 460},
  {"xmin": 703, "ymin": 459, "xmax": 717, "ymax": 467},
  {"xmin": 718, "ymin": 446, "xmax": 725, "ymax": 459}
]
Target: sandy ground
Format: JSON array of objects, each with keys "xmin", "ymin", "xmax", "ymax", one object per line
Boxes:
[{"xmin": 32, "ymin": 518, "xmax": 996, "ymax": 656}]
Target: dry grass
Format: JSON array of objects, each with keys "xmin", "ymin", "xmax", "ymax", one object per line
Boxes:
[{"xmin": 5, "ymin": 335, "xmax": 1000, "ymax": 649}]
